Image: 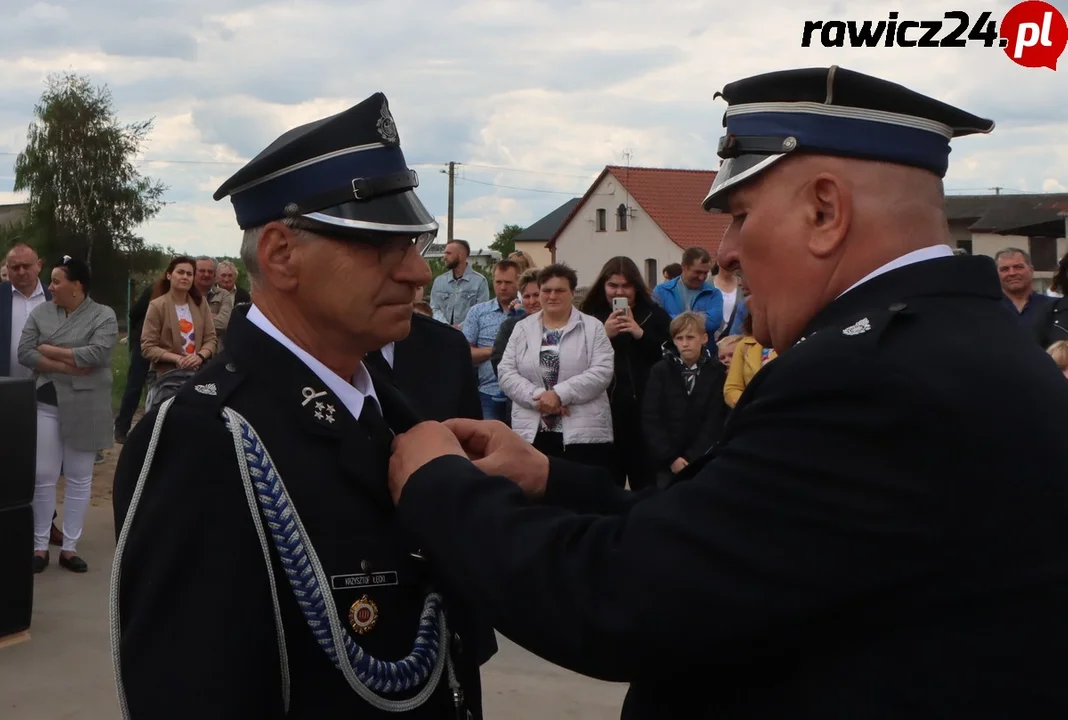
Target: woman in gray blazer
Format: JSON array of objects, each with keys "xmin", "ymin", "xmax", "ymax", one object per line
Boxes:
[{"xmin": 19, "ymin": 256, "xmax": 117, "ymax": 574}]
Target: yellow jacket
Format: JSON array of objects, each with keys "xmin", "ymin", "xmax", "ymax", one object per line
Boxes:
[{"xmin": 724, "ymin": 337, "xmax": 777, "ymax": 407}]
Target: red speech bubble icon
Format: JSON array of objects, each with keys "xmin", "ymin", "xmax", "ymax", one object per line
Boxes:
[{"xmin": 1001, "ymin": 0, "xmax": 1068, "ymax": 69}]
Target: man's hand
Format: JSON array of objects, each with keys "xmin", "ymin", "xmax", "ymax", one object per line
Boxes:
[
  {"xmin": 388, "ymin": 421, "xmax": 468, "ymax": 505},
  {"xmin": 443, "ymin": 418, "xmax": 550, "ymax": 498},
  {"xmin": 670, "ymin": 457, "xmax": 688, "ymax": 474}
]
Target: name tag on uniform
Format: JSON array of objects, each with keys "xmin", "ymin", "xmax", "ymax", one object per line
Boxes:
[{"xmin": 330, "ymin": 571, "xmax": 399, "ymax": 590}]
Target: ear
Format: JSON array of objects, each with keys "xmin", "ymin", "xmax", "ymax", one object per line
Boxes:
[
  {"xmin": 257, "ymin": 223, "xmax": 303, "ymax": 292},
  {"xmin": 805, "ymin": 173, "xmax": 851, "ymax": 258}
]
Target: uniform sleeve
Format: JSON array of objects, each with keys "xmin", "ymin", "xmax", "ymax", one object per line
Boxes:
[
  {"xmin": 112, "ymin": 405, "xmax": 286, "ymax": 719},
  {"xmin": 395, "ymin": 354, "xmax": 940, "ymax": 683}
]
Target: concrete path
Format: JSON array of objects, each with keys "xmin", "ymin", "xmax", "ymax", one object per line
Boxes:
[{"xmin": 0, "ymin": 502, "xmax": 627, "ymax": 719}]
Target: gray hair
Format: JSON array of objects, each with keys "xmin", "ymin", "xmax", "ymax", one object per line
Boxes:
[
  {"xmin": 995, "ymin": 247, "xmax": 1032, "ymax": 266},
  {"xmin": 240, "ymin": 217, "xmax": 307, "ymax": 285},
  {"xmin": 195, "ymin": 255, "xmax": 218, "ymax": 271},
  {"xmin": 217, "ymin": 260, "xmax": 238, "ymax": 276}
]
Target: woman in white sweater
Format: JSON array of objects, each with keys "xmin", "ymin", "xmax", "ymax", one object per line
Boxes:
[{"xmin": 497, "ymin": 264, "xmax": 616, "ymax": 472}]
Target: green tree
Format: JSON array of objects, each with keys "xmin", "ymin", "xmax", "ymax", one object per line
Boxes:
[
  {"xmin": 13, "ymin": 72, "xmax": 167, "ymax": 308},
  {"xmin": 489, "ymin": 223, "xmax": 523, "ymax": 257}
]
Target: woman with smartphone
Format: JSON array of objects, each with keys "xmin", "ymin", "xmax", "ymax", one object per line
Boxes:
[{"xmin": 580, "ymin": 256, "xmax": 672, "ymax": 491}]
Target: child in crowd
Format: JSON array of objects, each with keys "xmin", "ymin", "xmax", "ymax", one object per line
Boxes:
[
  {"xmin": 642, "ymin": 311, "xmax": 728, "ymax": 488},
  {"xmin": 1047, "ymin": 340, "xmax": 1068, "ymax": 378},
  {"xmin": 724, "ymin": 313, "xmax": 777, "ymax": 407}
]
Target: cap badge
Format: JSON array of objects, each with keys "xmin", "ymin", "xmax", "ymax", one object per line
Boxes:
[
  {"xmin": 842, "ymin": 318, "xmax": 871, "ymax": 336},
  {"xmin": 377, "ymin": 101, "xmax": 399, "ymax": 145},
  {"xmin": 348, "ymin": 594, "xmax": 379, "ymax": 635}
]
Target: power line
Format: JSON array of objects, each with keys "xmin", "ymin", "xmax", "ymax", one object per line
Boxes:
[
  {"xmin": 457, "ymin": 177, "xmax": 583, "ymax": 195},
  {"xmin": 460, "ymin": 162, "xmax": 598, "ymax": 179}
]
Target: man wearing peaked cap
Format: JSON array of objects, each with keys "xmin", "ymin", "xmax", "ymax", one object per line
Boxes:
[
  {"xmin": 381, "ymin": 67, "xmax": 1068, "ymax": 718},
  {"xmin": 111, "ymin": 92, "xmax": 494, "ymax": 718}
]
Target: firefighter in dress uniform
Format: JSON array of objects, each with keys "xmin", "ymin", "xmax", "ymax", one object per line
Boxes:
[
  {"xmin": 111, "ymin": 93, "xmax": 493, "ymax": 719},
  {"xmin": 383, "ymin": 67, "xmax": 1068, "ymax": 718}
]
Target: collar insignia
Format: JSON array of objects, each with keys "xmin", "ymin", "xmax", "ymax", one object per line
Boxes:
[
  {"xmin": 301, "ymin": 386, "xmax": 329, "ymax": 406},
  {"xmin": 842, "ymin": 318, "xmax": 871, "ymax": 336}
]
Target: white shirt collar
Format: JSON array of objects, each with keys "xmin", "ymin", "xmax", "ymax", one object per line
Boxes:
[
  {"xmin": 246, "ymin": 304, "xmax": 379, "ymax": 420},
  {"xmin": 11, "ymin": 280, "xmax": 44, "ymax": 299},
  {"xmin": 380, "ymin": 342, "xmax": 395, "ymax": 369},
  {"xmin": 838, "ymin": 244, "xmax": 954, "ymax": 299}
]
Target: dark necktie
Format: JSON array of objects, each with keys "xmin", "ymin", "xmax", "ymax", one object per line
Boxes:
[
  {"xmin": 364, "ymin": 350, "xmax": 393, "ymax": 380},
  {"xmin": 358, "ymin": 397, "xmax": 395, "ymax": 465}
]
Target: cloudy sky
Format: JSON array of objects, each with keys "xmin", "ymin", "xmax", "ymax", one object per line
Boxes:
[{"xmin": 1, "ymin": 0, "xmax": 1066, "ymax": 258}]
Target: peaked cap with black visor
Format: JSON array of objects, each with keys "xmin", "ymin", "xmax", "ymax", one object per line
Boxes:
[
  {"xmin": 701, "ymin": 66, "xmax": 995, "ymax": 213},
  {"xmin": 213, "ymin": 92, "xmax": 437, "ymax": 254}
]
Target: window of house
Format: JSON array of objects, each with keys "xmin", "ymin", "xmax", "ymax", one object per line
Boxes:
[
  {"xmin": 645, "ymin": 258, "xmax": 657, "ymax": 287},
  {"xmin": 595, "ymin": 208, "xmax": 606, "ymax": 232},
  {"xmin": 616, "ymin": 204, "xmax": 628, "ymax": 231},
  {"xmin": 957, "ymin": 239, "xmax": 973, "ymax": 255},
  {"xmin": 1029, "ymin": 236, "xmax": 1058, "ymax": 271}
]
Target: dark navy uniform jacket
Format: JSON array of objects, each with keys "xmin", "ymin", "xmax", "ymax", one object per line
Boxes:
[
  {"xmin": 394, "ymin": 255, "xmax": 1068, "ymax": 719},
  {"xmin": 112, "ymin": 305, "xmax": 491, "ymax": 719},
  {"xmin": 366, "ymin": 312, "xmax": 482, "ymax": 423}
]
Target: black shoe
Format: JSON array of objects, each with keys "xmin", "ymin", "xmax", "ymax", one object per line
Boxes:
[
  {"xmin": 59, "ymin": 554, "xmax": 88, "ymax": 573},
  {"xmin": 115, "ymin": 430, "xmax": 128, "ymax": 444},
  {"xmin": 32, "ymin": 553, "xmax": 49, "ymax": 574},
  {"xmin": 49, "ymin": 522, "xmax": 63, "ymax": 546}
]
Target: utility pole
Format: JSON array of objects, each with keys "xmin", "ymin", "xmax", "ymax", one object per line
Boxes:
[
  {"xmin": 990, "ymin": 186, "xmax": 1002, "ymax": 195},
  {"xmin": 446, "ymin": 161, "xmax": 455, "ymax": 243}
]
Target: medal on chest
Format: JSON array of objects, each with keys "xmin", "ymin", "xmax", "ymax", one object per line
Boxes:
[{"xmin": 348, "ymin": 595, "xmax": 379, "ymax": 635}]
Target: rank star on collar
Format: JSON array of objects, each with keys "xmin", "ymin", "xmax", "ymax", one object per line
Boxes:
[{"xmin": 843, "ymin": 318, "xmax": 871, "ymax": 336}]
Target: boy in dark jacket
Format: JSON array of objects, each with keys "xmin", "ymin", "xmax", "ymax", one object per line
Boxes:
[{"xmin": 642, "ymin": 311, "xmax": 728, "ymax": 487}]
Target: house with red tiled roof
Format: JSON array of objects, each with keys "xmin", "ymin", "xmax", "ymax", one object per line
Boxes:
[{"xmin": 547, "ymin": 166, "xmax": 731, "ymax": 287}]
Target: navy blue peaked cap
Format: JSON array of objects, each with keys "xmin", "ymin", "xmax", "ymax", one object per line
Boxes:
[
  {"xmin": 702, "ymin": 66, "xmax": 995, "ymax": 212},
  {"xmin": 213, "ymin": 92, "xmax": 438, "ymax": 243}
]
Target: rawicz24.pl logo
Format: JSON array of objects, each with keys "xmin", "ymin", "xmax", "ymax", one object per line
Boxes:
[{"xmin": 801, "ymin": 1, "xmax": 1068, "ymax": 70}]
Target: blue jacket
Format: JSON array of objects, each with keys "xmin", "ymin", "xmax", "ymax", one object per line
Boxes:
[
  {"xmin": 652, "ymin": 278, "xmax": 724, "ymax": 339},
  {"xmin": 1, "ymin": 281, "xmax": 52, "ymax": 376}
]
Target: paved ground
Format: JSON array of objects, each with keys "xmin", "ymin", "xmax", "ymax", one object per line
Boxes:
[{"xmin": 1, "ymin": 454, "xmax": 628, "ymax": 719}]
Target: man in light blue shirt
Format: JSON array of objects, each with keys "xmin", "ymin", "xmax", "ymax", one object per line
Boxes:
[
  {"xmin": 463, "ymin": 259, "xmax": 523, "ymax": 422},
  {"xmin": 430, "ymin": 240, "xmax": 489, "ymax": 327}
]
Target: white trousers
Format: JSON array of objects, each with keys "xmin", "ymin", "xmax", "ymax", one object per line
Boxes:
[{"xmin": 33, "ymin": 404, "xmax": 95, "ymax": 553}]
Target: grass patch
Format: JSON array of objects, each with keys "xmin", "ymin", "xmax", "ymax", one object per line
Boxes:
[{"xmin": 110, "ymin": 337, "xmax": 145, "ymax": 414}]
